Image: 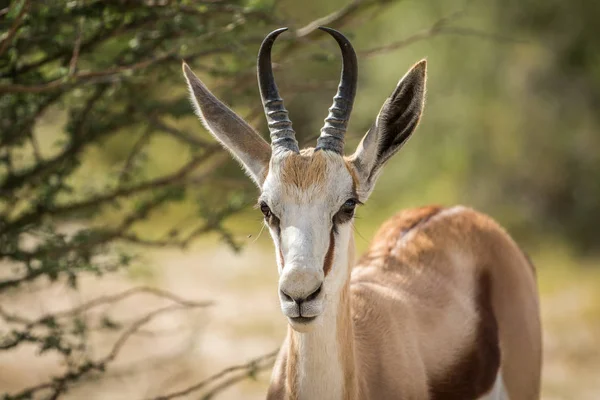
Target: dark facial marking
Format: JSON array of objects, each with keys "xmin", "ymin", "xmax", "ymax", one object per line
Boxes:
[
  {"xmin": 323, "ymin": 229, "xmax": 336, "ymax": 276},
  {"xmin": 333, "ymin": 198, "xmax": 358, "ymax": 226}
]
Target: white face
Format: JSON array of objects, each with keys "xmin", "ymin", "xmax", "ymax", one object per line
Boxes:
[{"xmin": 258, "ymin": 149, "xmax": 357, "ymax": 332}]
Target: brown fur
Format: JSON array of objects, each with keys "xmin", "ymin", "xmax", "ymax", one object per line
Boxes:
[
  {"xmin": 344, "ymin": 159, "xmax": 360, "ymax": 195},
  {"xmin": 338, "ymin": 234, "xmax": 358, "ymax": 400},
  {"xmin": 271, "ymin": 206, "xmax": 542, "ymax": 399}
]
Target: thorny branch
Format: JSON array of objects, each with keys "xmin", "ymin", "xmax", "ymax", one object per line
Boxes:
[
  {"xmin": 2, "ymin": 150, "xmax": 223, "ymax": 235},
  {"xmin": 4, "ymin": 303, "xmax": 206, "ymax": 400},
  {"xmin": 0, "ymin": 52, "xmax": 178, "ymax": 94},
  {"xmin": 0, "ymin": 287, "xmax": 211, "ymax": 400},
  {"xmin": 149, "ymin": 349, "xmax": 280, "ymax": 400},
  {"xmin": 360, "ymin": 8, "xmax": 525, "ymax": 57},
  {"xmin": 0, "ymin": 286, "xmax": 211, "ymax": 329},
  {"xmin": 0, "ymin": 0, "xmax": 30, "ymax": 57}
]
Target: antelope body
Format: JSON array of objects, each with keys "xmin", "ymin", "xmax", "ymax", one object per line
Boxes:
[{"xmin": 183, "ymin": 27, "xmax": 542, "ymax": 400}]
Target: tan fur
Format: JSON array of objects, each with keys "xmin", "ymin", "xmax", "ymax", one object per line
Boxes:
[
  {"xmin": 338, "ymin": 234, "xmax": 357, "ymax": 400},
  {"xmin": 343, "ymin": 159, "xmax": 360, "ymax": 194},
  {"xmin": 280, "ymin": 149, "xmax": 328, "ymax": 191},
  {"xmin": 285, "ymin": 333, "xmax": 299, "ymax": 400},
  {"xmin": 270, "ymin": 205, "xmax": 542, "ymax": 399}
]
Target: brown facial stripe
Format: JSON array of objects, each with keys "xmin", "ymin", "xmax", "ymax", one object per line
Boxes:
[
  {"xmin": 344, "ymin": 159, "xmax": 360, "ymax": 198},
  {"xmin": 278, "ymin": 247, "xmax": 285, "ymax": 269},
  {"xmin": 323, "ymin": 228, "xmax": 335, "ymax": 276},
  {"xmin": 428, "ymin": 270, "xmax": 500, "ymax": 399}
]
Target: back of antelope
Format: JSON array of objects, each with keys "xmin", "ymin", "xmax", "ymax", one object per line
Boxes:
[{"xmin": 183, "ymin": 27, "xmax": 542, "ymax": 400}]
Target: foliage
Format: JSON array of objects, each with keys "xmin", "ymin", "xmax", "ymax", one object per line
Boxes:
[
  {"xmin": 1, "ymin": 0, "xmax": 599, "ymax": 397},
  {"xmin": 0, "ymin": 0, "xmax": 404, "ymax": 398}
]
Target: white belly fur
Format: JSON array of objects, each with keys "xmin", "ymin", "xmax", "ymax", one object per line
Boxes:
[{"xmin": 478, "ymin": 371, "xmax": 508, "ymax": 400}]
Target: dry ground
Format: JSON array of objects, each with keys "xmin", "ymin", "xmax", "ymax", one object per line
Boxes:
[{"xmin": 1, "ymin": 238, "xmax": 599, "ymax": 399}]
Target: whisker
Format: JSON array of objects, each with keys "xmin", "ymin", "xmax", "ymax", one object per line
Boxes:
[
  {"xmin": 352, "ymin": 222, "xmax": 369, "ymax": 243},
  {"xmin": 252, "ymin": 223, "xmax": 267, "ymax": 243}
]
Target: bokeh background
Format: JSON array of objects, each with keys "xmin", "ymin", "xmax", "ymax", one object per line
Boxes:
[{"xmin": 1, "ymin": 0, "xmax": 599, "ymax": 399}]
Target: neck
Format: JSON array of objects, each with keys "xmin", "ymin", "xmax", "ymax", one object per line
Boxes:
[{"xmin": 285, "ymin": 232, "xmax": 357, "ymax": 400}]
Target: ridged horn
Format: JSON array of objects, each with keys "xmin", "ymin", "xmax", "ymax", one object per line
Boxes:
[
  {"xmin": 257, "ymin": 27, "xmax": 299, "ymax": 154},
  {"xmin": 315, "ymin": 27, "xmax": 358, "ymax": 154}
]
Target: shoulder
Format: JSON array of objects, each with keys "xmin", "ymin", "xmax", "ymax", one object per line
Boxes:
[
  {"xmin": 366, "ymin": 205, "xmax": 512, "ymax": 251},
  {"xmin": 355, "ymin": 205, "xmax": 522, "ymax": 276}
]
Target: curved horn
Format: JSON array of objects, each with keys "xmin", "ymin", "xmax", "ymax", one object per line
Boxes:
[
  {"xmin": 257, "ymin": 27, "xmax": 299, "ymax": 154},
  {"xmin": 316, "ymin": 27, "xmax": 358, "ymax": 154}
]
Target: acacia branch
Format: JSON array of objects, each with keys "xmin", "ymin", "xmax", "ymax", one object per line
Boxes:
[
  {"xmin": 148, "ymin": 116, "xmax": 212, "ymax": 148},
  {"xmin": 295, "ymin": 0, "xmax": 392, "ymax": 39},
  {"xmin": 118, "ymin": 126, "xmax": 154, "ymax": 185},
  {"xmin": 7, "ymin": 304, "xmax": 201, "ymax": 400},
  {"xmin": 51, "ymin": 287, "xmax": 211, "ymax": 322},
  {"xmin": 0, "ymin": 0, "xmax": 29, "ymax": 57},
  {"xmin": 360, "ymin": 10, "xmax": 524, "ymax": 58},
  {"xmin": 0, "ymin": 85, "xmax": 108, "ymax": 194},
  {"xmin": 149, "ymin": 349, "xmax": 280, "ymax": 400},
  {"xmin": 68, "ymin": 18, "xmax": 84, "ymax": 76},
  {"xmin": 0, "ymin": 52, "xmax": 177, "ymax": 94},
  {"xmin": 3, "ymin": 150, "xmax": 223, "ymax": 236}
]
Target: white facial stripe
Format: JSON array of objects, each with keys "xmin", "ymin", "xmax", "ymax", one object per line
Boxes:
[{"xmin": 261, "ymin": 149, "xmax": 356, "ymax": 327}]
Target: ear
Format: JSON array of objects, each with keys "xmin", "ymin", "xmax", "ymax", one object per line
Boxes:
[
  {"xmin": 349, "ymin": 60, "xmax": 427, "ymax": 200},
  {"xmin": 183, "ymin": 63, "xmax": 271, "ymax": 187}
]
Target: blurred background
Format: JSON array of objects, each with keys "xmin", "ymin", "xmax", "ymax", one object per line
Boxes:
[{"xmin": 1, "ymin": 0, "xmax": 599, "ymax": 399}]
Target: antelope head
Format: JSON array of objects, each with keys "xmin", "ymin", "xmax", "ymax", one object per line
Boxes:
[{"xmin": 183, "ymin": 27, "xmax": 426, "ymax": 333}]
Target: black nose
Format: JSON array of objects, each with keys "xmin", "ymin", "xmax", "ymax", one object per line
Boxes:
[{"xmin": 280, "ymin": 284, "xmax": 322, "ymax": 305}]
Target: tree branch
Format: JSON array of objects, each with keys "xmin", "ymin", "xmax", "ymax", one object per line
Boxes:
[
  {"xmin": 360, "ymin": 10, "xmax": 525, "ymax": 58},
  {"xmin": 0, "ymin": 0, "xmax": 29, "ymax": 57},
  {"xmin": 0, "ymin": 52, "xmax": 177, "ymax": 94},
  {"xmin": 149, "ymin": 349, "xmax": 280, "ymax": 400},
  {"xmin": 6, "ymin": 304, "xmax": 202, "ymax": 400},
  {"xmin": 2, "ymin": 150, "xmax": 224, "ymax": 236}
]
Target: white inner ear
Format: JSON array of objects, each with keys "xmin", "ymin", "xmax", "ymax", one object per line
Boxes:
[{"xmin": 349, "ymin": 117, "xmax": 384, "ymax": 201}]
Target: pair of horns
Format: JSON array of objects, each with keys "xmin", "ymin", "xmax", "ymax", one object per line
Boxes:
[{"xmin": 258, "ymin": 27, "xmax": 357, "ymax": 155}]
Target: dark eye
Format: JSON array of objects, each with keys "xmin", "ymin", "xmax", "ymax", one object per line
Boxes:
[
  {"xmin": 341, "ymin": 199, "xmax": 357, "ymax": 215},
  {"xmin": 333, "ymin": 199, "xmax": 358, "ymax": 227},
  {"xmin": 260, "ymin": 202, "xmax": 271, "ymax": 218}
]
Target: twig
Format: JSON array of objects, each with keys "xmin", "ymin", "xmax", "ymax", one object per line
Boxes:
[
  {"xmin": 295, "ymin": 0, "xmax": 385, "ymax": 39},
  {"xmin": 118, "ymin": 126, "xmax": 154, "ymax": 185},
  {"xmin": 360, "ymin": 11, "xmax": 524, "ymax": 58},
  {"xmin": 149, "ymin": 349, "xmax": 280, "ymax": 400},
  {"xmin": 68, "ymin": 18, "xmax": 85, "ymax": 76},
  {"xmin": 1, "ymin": 150, "xmax": 221, "ymax": 239},
  {"xmin": 0, "ymin": 52, "xmax": 177, "ymax": 94},
  {"xmin": 52, "ymin": 287, "xmax": 211, "ymax": 321},
  {"xmin": 8, "ymin": 304, "xmax": 200, "ymax": 400},
  {"xmin": 148, "ymin": 116, "xmax": 212, "ymax": 148},
  {"xmin": 0, "ymin": 0, "xmax": 29, "ymax": 57},
  {"xmin": 28, "ymin": 130, "xmax": 42, "ymax": 162},
  {"xmin": 118, "ymin": 223, "xmax": 213, "ymax": 249}
]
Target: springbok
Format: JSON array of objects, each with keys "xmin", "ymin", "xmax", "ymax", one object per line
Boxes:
[{"xmin": 183, "ymin": 27, "xmax": 542, "ymax": 400}]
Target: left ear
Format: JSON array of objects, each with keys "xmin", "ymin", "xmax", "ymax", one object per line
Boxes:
[
  {"xmin": 348, "ymin": 60, "xmax": 427, "ymax": 200},
  {"xmin": 183, "ymin": 63, "xmax": 271, "ymax": 187}
]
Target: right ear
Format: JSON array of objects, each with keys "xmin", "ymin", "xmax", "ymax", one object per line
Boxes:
[
  {"xmin": 183, "ymin": 63, "xmax": 271, "ymax": 187},
  {"xmin": 349, "ymin": 60, "xmax": 427, "ymax": 200}
]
